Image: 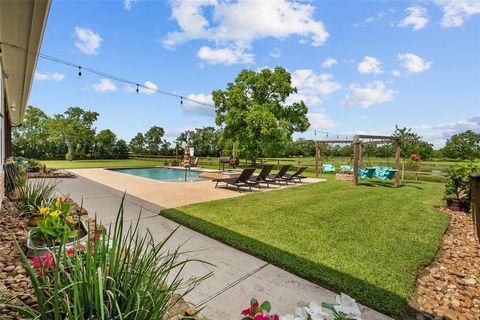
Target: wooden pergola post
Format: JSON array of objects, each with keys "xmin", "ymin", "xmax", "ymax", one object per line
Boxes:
[
  {"xmin": 359, "ymin": 143, "xmax": 363, "ymax": 168},
  {"xmin": 394, "ymin": 139, "xmax": 401, "ymax": 188},
  {"xmin": 353, "ymin": 135, "xmax": 360, "ymax": 186},
  {"xmin": 315, "ymin": 141, "xmax": 319, "ymax": 177}
]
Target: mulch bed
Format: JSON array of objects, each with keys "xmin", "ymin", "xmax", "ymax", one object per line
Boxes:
[
  {"xmin": 0, "ymin": 196, "xmax": 201, "ymax": 319},
  {"xmin": 410, "ymin": 209, "xmax": 480, "ymax": 320},
  {"xmin": 27, "ymin": 170, "xmax": 76, "ymax": 179}
]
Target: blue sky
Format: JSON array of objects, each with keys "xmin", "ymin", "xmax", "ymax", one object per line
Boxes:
[{"xmin": 29, "ymin": 0, "xmax": 480, "ymax": 148}]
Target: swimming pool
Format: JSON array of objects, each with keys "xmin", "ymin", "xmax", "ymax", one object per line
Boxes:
[{"xmin": 110, "ymin": 167, "xmax": 204, "ymax": 182}]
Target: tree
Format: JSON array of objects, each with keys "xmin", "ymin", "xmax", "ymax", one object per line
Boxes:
[
  {"xmin": 144, "ymin": 126, "xmax": 166, "ymax": 155},
  {"xmin": 392, "ymin": 125, "xmax": 434, "ymax": 160},
  {"xmin": 212, "ymin": 67, "xmax": 310, "ymax": 163},
  {"xmin": 94, "ymin": 129, "xmax": 117, "ymax": 159},
  {"xmin": 47, "ymin": 107, "xmax": 99, "ymax": 161},
  {"xmin": 13, "ymin": 106, "xmax": 58, "ymax": 159},
  {"xmin": 176, "ymin": 127, "xmax": 221, "ymax": 156},
  {"xmin": 113, "ymin": 139, "xmax": 129, "ymax": 159},
  {"xmin": 442, "ymin": 130, "xmax": 480, "ymax": 160},
  {"xmin": 129, "ymin": 133, "xmax": 146, "ymax": 154}
]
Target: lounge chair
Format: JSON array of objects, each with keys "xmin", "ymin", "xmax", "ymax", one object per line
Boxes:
[
  {"xmin": 249, "ymin": 164, "xmax": 274, "ymax": 188},
  {"xmin": 281, "ymin": 166, "xmax": 308, "ymax": 183},
  {"xmin": 266, "ymin": 164, "xmax": 291, "ymax": 184},
  {"xmin": 340, "ymin": 165, "xmax": 353, "ymax": 173},
  {"xmin": 190, "ymin": 157, "xmax": 199, "ymax": 167},
  {"xmin": 214, "ymin": 167, "xmax": 257, "ymax": 192},
  {"xmin": 322, "ymin": 164, "xmax": 336, "ymax": 173}
]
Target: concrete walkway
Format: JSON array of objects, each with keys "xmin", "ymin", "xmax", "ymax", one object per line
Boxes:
[{"xmin": 56, "ymin": 176, "xmax": 391, "ymax": 320}]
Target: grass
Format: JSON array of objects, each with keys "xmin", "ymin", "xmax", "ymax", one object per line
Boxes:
[{"xmin": 161, "ymin": 179, "xmax": 448, "ymax": 318}]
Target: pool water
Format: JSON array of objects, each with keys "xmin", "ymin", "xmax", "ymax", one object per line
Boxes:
[{"xmin": 110, "ymin": 167, "xmax": 204, "ymax": 182}]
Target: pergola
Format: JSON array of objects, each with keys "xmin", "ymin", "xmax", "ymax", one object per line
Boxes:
[{"xmin": 314, "ymin": 134, "xmax": 412, "ymax": 188}]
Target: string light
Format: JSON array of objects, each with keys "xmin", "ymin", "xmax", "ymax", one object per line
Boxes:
[
  {"xmin": 0, "ymin": 40, "xmax": 214, "ymax": 109},
  {"xmin": 180, "ymin": 97, "xmax": 183, "ymax": 105},
  {"xmin": 136, "ymin": 84, "xmax": 139, "ymax": 94}
]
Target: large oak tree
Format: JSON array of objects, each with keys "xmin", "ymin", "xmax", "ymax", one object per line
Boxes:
[{"xmin": 212, "ymin": 67, "xmax": 310, "ymax": 163}]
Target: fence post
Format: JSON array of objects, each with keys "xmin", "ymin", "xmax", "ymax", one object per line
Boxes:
[{"xmin": 471, "ymin": 173, "xmax": 480, "ymax": 242}]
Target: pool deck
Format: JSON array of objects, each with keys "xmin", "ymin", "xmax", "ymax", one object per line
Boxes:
[{"xmin": 66, "ymin": 168, "xmax": 325, "ymax": 208}]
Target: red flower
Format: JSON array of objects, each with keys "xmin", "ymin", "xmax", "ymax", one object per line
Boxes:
[
  {"xmin": 67, "ymin": 248, "xmax": 75, "ymax": 256},
  {"xmin": 253, "ymin": 313, "xmax": 270, "ymax": 320},
  {"xmin": 241, "ymin": 302, "xmax": 259, "ymax": 316}
]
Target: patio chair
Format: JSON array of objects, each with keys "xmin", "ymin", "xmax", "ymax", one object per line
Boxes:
[
  {"xmin": 280, "ymin": 166, "xmax": 308, "ymax": 183},
  {"xmin": 340, "ymin": 165, "xmax": 353, "ymax": 173},
  {"xmin": 266, "ymin": 164, "xmax": 291, "ymax": 184},
  {"xmin": 190, "ymin": 157, "xmax": 199, "ymax": 167},
  {"xmin": 214, "ymin": 167, "xmax": 257, "ymax": 192},
  {"xmin": 249, "ymin": 164, "xmax": 274, "ymax": 188},
  {"xmin": 322, "ymin": 163, "xmax": 336, "ymax": 173}
]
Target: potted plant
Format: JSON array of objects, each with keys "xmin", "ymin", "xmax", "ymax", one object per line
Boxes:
[
  {"xmin": 27, "ymin": 197, "xmax": 89, "ymax": 257},
  {"xmin": 444, "ymin": 163, "xmax": 479, "ymax": 212}
]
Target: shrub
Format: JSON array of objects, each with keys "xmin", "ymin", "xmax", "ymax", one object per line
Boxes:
[
  {"xmin": 3, "ymin": 162, "xmax": 20, "ymax": 193},
  {"xmin": 444, "ymin": 163, "xmax": 479, "ymax": 202},
  {"xmin": 16, "ymin": 179, "xmax": 58, "ymax": 216},
  {"xmin": 6, "ymin": 199, "xmax": 208, "ymax": 319}
]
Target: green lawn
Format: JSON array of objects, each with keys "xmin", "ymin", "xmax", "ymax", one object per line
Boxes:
[
  {"xmin": 41, "ymin": 159, "xmax": 164, "ymax": 169},
  {"xmin": 161, "ymin": 179, "xmax": 448, "ymax": 318}
]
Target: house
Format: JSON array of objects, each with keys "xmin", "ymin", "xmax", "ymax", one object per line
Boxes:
[{"xmin": 0, "ymin": 0, "xmax": 51, "ymax": 198}]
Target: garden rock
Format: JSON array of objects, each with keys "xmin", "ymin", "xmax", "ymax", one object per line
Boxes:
[{"xmin": 410, "ymin": 208, "xmax": 480, "ymax": 319}]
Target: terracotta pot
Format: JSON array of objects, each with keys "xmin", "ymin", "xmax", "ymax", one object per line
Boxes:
[
  {"xmin": 27, "ymin": 216, "xmax": 42, "ymax": 227},
  {"xmin": 446, "ymin": 198, "xmax": 470, "ymax": 213}
]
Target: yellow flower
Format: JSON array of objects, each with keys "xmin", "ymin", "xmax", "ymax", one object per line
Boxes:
[
  {"xmin": 39, "ymin": 207, "xmax": 50, "ymax": 216},
  {"xmin": 65, "ymin": 216, "xmax": 74, "ymax": 224},
  {"xmin": 50, "ymin": 210, "xmax": 61, "ymax": 218},
  {"xmin": 55, "ymin": 197, "xmax": 65, "ymax": 208}
]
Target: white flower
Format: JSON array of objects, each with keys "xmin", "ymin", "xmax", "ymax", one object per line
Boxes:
[
  {"xmin": 280, "ymin": 302, "xmax": 328, "ymax": 320},
  {"xmin": 333, "ymin": 293, "xmax": 362, "ymax": 320}
]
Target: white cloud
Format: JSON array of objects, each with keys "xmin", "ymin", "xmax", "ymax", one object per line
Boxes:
[
  {"xmin": 197, "ymin": 46, "xmax": 254, "ymax": 65},
  {"xmin": 357, "ymin": 56, "xmax": 383, "ymax": 74},
  {"xmin": 392, "ymin": 70, "xmax": 402, "ymax": 77},
  {"xmin": 181, "ymin": 93, "xmax": 215, "ymax": 116},
  {"xmin": 92, "ymin": 79, "xmax": 117, "ymax": 92},
  {"xmin": 34, "ymin": 71, "xmax": 65, "ymax": 81},
  {"xmin": 341, "ymin": 81, "xmax": 395, "ymax": 108},
  {"xmin": 163, "ymin": 0, "xmax": 329, "ymax": 65},
  {"xmin": 74, "ymin": 27, "xmax": 102, "ymax": 55},
  {"xmin": 308, "ymin": 112, "xmax": 337, "ymax": 129},
  {"xmin": 432, "ymin": 0, "xmax": 480, "ymax": 27},
  {"xmin": 413, "ymin": 116, "xmax": 480, "ymax": 147},
  {"xmin": 398, "ymin": 53, "xmax": 432, "ymax": 73},
  {"xmin": 288, "ymin": 69, "xmax": 341, "ymax": 106},
  {"xmin": 321, "ymin": 58, "xmax": 337, "ymax": 68},
  {"xmin": 398, "ymin": 6, "xmax": 429, "ymax": 31},
  {"xmin": 123, "ymin": 0, "xmax": 138, "ymax": 10},
  {"xmin": 353, "ymin": 11, "xmax": 385, "ymax": 27},
  {"xmin": 270, "ymin": 48, "xmax": 281, "ymax": 58}
]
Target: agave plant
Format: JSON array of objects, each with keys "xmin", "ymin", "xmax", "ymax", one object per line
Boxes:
[{"xmin": 3, "ymin": 197, "xmax": 209, "ymax": 319}]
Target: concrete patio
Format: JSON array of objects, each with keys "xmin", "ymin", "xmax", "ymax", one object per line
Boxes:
[{"xmin": 55, "ymin": 175, "xmax": 391, "ymax": 320}]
